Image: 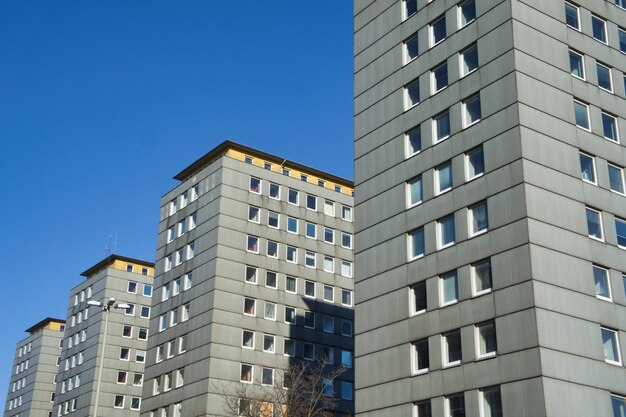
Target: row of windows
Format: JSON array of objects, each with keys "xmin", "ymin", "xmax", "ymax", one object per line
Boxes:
[
  {"xmin": 166, "ymin": 212, "xmax": 196, "ymax": 243},
  {"xmin": 72, "ymin": 286, "xmax": 93, "ymax": 306},
  {"xmin": 68, "ymin": 307, "xmax": 89, "ymax": 328},
  {"xmin": 11, "ymin": 377, "xmax": 27, "ymax": 393},
  {"xmin": 406, "ymin": 146, "xmax": 485, "ymax": 206},
  {"xmin": 585, "ymin": 207, "xmax": 626, "ymax": 248},
  {"xmin": 565, "ymin": 1, "xmax": 626, "ymax": 53},
  {"xmin": 164, "ymin": 242, "xmax": 195, "ymax": 271},
  {"xmin": 63, "ymin": 352, "xmax": 84, "ymax": 371},
  {"xmin": 242, "ymin": 299, "xmax": 353, "ymax": 335},
  {"xmin": 158, "ymin": 303, "xmax": 190, "ymax": 332},
  {"xmin": 152, "ymin": 369, "xmax": 184, "ymax": 395},
  {"xmin": 149, "ymin": 402, "xmax": 182, "ymax": 417},
  {"xmin": 7, "ymin": 396, "xmax": 22, "ymax": 410},
  {"xmin": 155, "ymin": 335, "xmax": 188, "ymax": 363},
  {"xmin": 579, "ymin": 152, "xmax": 625, "ymax": 194},
  {"xmin": 249, "ymin": 176, "xmax": 353, "ymax": 221},
  {"xmin": 121, "ymin": 324, "xmax": 148, "ymax": 341},
  {"xmin": 116, "ymin": 371, "xmax": 143, "ymax": 386},
  {"xmin": 113, "ymin": 395, "xmax": 141, "ymax": 411},
  {"xmin": 127, "ymin": 281, "xmax": 153, "ymax": 297},
  {"xmin": 402, "ymin": 0, "xmax": 476, "ymax": 43},
  {"xmin": 167, "ymin": 184, "xmax": 199, "ymax": 217},
  {"xmin": 569, "ymin": 49, "xmax": 626, "ymax": 96},
  {"xmin": 125, "ymin": 263, "xmax": 150, "ymax": 275},
  {"xmin": 161, "ymin": 272, "xmax": 193, "ymax": 301},
  {"xmin": 248, "ymin": 205, "xmax": 353, "ymax": 248},
  {"xmin": 124, "ymin": 303, "xmax": 151, "ymax": 318},
  {"xmin": 240, "ymin": 330, "xmax": 353, "ymax": 366},
  {"xmin": 245, "ymin": 265, "xmax": 353, "ymax": 306},
  {"xmin": 574, "ymin": 99, "xmax": 621, "ymax": 142},
  {"xmin": 59, "ymin": 374, "xmax": 81, "ymax": 394},
  {"xmin": 119, "ymin": 347, "xmax": 146, "ymax": 363},
  {"xmin": 16, "ymin": 343, "xmax": 32, "ymax": 357},
  {"xmin": 64, "ymin": 330, "xmax": 87, "ymax": 350},
  {"xmin": 412, "ymin": 321, "xmax": 496, "ymax": 375},
  {"xmin": 245, "ymin": 236, "xmax": 353, "ymax": 277},
  {"xmin": 55, "ymin": 398, "xmax": 77, "ymax": 416},
  {"xmin": 408, "ymin": 200, "xmax": 488, "ymax": 260},
  {"xmin": 243, "ymin": 155, "xmax": 351, "ymax": 196},
  {"xmin": 411, "ymin": 385, "xmax": 502, "ymax": 417}
]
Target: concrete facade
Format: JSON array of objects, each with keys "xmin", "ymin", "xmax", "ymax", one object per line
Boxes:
[
  {"xmin": 3, "ymin": 318, "xmax": 66, "ymax": 417},
  {"xmin": 141, "ymin": 141, "xmax": 355, "ymax": 417},
  {"xmin": 52, "ymin": 256, "xmax": 155, "ymax": 417},
  {"xmin": 354, "ymin": 0, "xmax": 626, "ymax": 416}
]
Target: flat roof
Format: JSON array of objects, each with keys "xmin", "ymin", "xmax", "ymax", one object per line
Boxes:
[
  {"xmin": 173, "ymin": 140, "xmax": 354, "ymax": 187},
  {"xmin": 80, "ymin": 254, "xmax": 155, "ymax": 278},
  {"xmin": 25, "ymin": 317, "xmax": 66, "ymax": 334}
]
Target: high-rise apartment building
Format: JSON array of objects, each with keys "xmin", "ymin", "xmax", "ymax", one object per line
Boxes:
[
  {"xmin": 354, "ymin": 0, "xmax": 625, "ymax": 416},
  {"xmin": 141, "ymin": 141, "xmax": 355, "ymax": 417},
  {"xmin": 4, "ymin": 318, "xmax": 65, "ymax": 417},
  {"xmin": 52, "ymin": 255, "xmax": 154, "ymax": 417}
]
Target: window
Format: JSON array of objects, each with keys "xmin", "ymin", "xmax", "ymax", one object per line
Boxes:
[
  {"xmin": 438, "ymin": 215, "xmax": 456, "ymax": 249},
  {"xmin": 162, "ymin": 283, "xmax": 171, "ymax": 301},
  {"xmin": 114, "ymin": 395, "xmax": 124, "ymax": 409},
  {"xmin": 264, "ymin": 162, "xmax": 272, "ymax": 170},
  {"xmin": 240, "ymin": 364, "xmax": 253, "ymax": 383},
  {"xmin": 265, "ymin": 271, "xmax": 277, "ymax": 288},
  {"xmin": 404, "ymin": 78, "xmax": 420, "ymax": 109},
  {"xmin": 179, "ymin": 335, "xmax": 188, "ymax": 353},
  {"xmin": 436, "ymin": 161, "xmax": 453, "ymax": 194},
  {"xmin": 476, "ymin": 321, "xmax": 497, "ymax": 359},
  {"xmin": 249, "ymin": 176, "xmax": 261, "ymax": 194},
  {"xmin": 284, "ymin": 339, "xmax": 296, "ymax": 357},
  {"xmin": 466, "ymin": 146, "xmax": 485, "ymax": 180},
  {"xmin": 286, "ymin": 276, "xmax": 296, "ymax": 293},
  {"xmin": 621, "ymin": 28, "xmax": 626, "ymax": 53},
  {"xmin": 269, "ymin": 182, "xmax": 280, "ymax": 199},
  {"xmin": 414, "ymin": 401, "xmax": 432, "ymax": 417},
  {"xmin": 341, "ymin": 260, "xmax": 353, "ymax": 277},
  {"xmin": 285, "ymin": 306, "xmax": 296, "ymax": 324},
  {"xmin": 305, "ymin": 222, "xmax": 316, "ymax": 239},
  {"xmin": 580, "ymin": 153, "xmax": 596, "ymax": 183},
  {"xmin": 246, "ymin": 235, "xmax": 259, "ymax": 253},
  {"xmin": 169, "ymin": 198, "xmax": 177, "ymax": 216},
  {"xmin": 324, "ymin": 200, "xmax": 335, "ymax": 216},
  {"xmin": 303, "ymin": 342, "xmax": 315, "ymax": 360},
  {"xmin": 263, "ymin": 334, "xmax": 275, "ymax": 353},
  {"xmin": 245, "ymin": 266, "xmax": 257, "ymax": 284},
  {"xmin": 323, "ymin": 256, "xmax": 334, "ymax": 273},
  {"xmin": 172, "ymin": 278, "xmax": 181, "ymax": 296},
  {"xmin": 342, "ymin": 205, "xmax": 352, "ymax": 221},
  {"xmin": 306, "ymin": 194, "xmax": 317, "ymax": 210},
  {"xmin": 472, "ymin": 259, "xmax": 492, "ymax": 295},
  {"xmin": 593, "ymin": 265, "xmax": 612, "ymax": 301},
  {"xmin": 117, "ymin": 371, "xmax": 128, "ymax": 384},
  {"xmin": 411, "ymin": 281, "xmax": 427, "ymax": 315},
  {"xmin": 408, "ymin": 339, "xmax": 430, "ymax": 377},
  {"xmin": 341, "ymin": 381, "xmax": 353, "ymax": 400},
  {"xmin": 181, "ymin": 303, "xmax": 190, "ymax": 322},
  {"xmin": 288, "ymin": 188, "xmax": 299, "ymax": 205},
  {"xmin": 266, "ymin": 240, "xmax": 278, "ymax": 258},
  {"xmin": 165, "ymin": 255, "xmax": 172, "ymax": 271},
  {"xmin": 184, "ymin": 272, "xmax": 192, "ymax": 290},
  {"xmin": 305, "ymin": 251, "xmax": 316, "ymax": 268},
  {"xmin": 191, "ymin": 184, "xmax": 199, "ymax": 201},
  {"xmin": 262, "ymin": 368, "xmax": 274, "ymax": 386},
  {"xmin": 324, "ymin": 227, "xmax": 334, "ymax": 244},
  {"xmin": 565, "ymin": 2, "xmax": 580, "ymax": 29},
  {"xmin": 305, "ymin": 280, "xmax": 316, "ymax": 298},
  {"xmin": 574, "ymin": 100, "xmax": 590, "ymax": 130},
  {"xmin": 304, "ymin": 311, "xmax": 315, "ymax": 329},
  {"xmin": 458, "ymin": 0, "xmax": 476, "ymax": 27},
  {"xmin": 609, "ymin": 164, "xmax": 625, "ymax": 194},
  {"xmin": 143, "ymin": 284, "xmax": 153, "ymax": 297},
  {"xmin": 323, "ymin": 285, "xmax": 334, "ymax": 302},
  {"xmin": 287, "ymin": 216, "xmax": 298, "ymax": 233},
  {"xmin": 430, "ymin": 15, "xmax": 446, "ymax": 46},
  {"xmin": 301, "ymin": 173, "xmax": 308, "ymax": 182},
  {"xmin": 446, "ymin": 394, "xmax": 465, "ymax": 417},
  {"xmin": 469, "ymin": 201, "xmax": 489, "ymax": 236},
  {"xmin": 404, "ymin": 33, "xmax": 419, "ymax": 64},
  {"xmin": 341, "ymin": 319, "xmax": 353, "ymax": 337},
  {"xmin": 440, "ymin": 272, "xmax": 459, "ymax": 306},
  {"xmin": 242, "ymin": 330, "xmax": 254, "ymax": 349},
  {"xmin": 342, "ymin": 289, "xmax": 352, "ymax": 306},
  {"xmin": 133, "ymin": 373, "xmax": 143, "ymax": 386},
  {"xmin": 433, "ymin": 110, "xmax": 451, "ymax": 142},
  {"xmin": 480, "ymin": 387, "xmax": 502, "ymax": 417},
  {"xmin": 602, "ymin": 112, "xmax": 619, "ymax": 142},
  {"xmin": 403, "ymin": 0, "xmax": 417, "ymax": 19},
  {"xmin": 286, "ymin": 246, "xmax": 297, "ymax": 263},
  {"xmin": 323, "ymin": 379, "xmax": 333, "ymax": 396},
  {"xmin": 122, "ymin": 325, "xmax": 132, "ymax": 338},
  {"xmin": 341, "ymin": 350, "xmax": 353, "ymax": 368},
  {"xmin": 130, "ymin": 397, "xmax": 141, "ymax": 410},
  {"xmin": 602, "ymin": 327, "xmax": 622, "ymax": 365},
  {"xmin": 243, "ymin": 298, "xmax": 256, "ymax": 316},
  {"xmin": 461, "ymin": 43, "xmax": 479, "ymax": 76},
  {"xmin": 248, "ymin": 205, "xmax": 260, "ymax": 223},
  {"xmin": 406, "ymin": 125, "xmax": 422, "ymax": 157},
  {"xmin": 264, "ymin": 302, "xmax": 276, "ymax": 320},
  {"xmin": 592, "ymin": 15, "xmax": 607, "ymax": 44},
  {"xmin": 409, "ymin": 228, "xmax": 425, "ymax": 260},
  {"xmin": 463, "ymin": 94, "xmax": 481, "ymax": 127},
  {"xmin": 283, "ymin": 168, "xmax": 290, "ymax": 176},
  {"xmin": 612, "ymin": 395, "xmax": 626, "ymax": 417},
  {"xmin": 586, "ymin": 207, "xmax": 604, "ymax": 240},
  {"xmin": 127, "ymin": 281, "xmax": 137, "ymax": 294},
  {"xmin": 120, "ymin": 347, "xmax": 130, "ymax": 360},
  {"xmin": 167, "ymin": 226, "xmax": 175, "ymax": 242},
  {"xmin": 180, "ymin": 191, "xmax": 188, "ymax": 208},
  {"xmin": 597, "ymin": 62, "xmax": 613, "ymax": 92},
  {"xmin": 431, "ymin": 62, "xmax": 448, "ymax": 93},
  {"xmin": 443, "ymin": 329, "xmax": 462, "ymax": 366},
  {"xmin": 616, "ymin": 218, "xmax": 626, "ymax": 248},
  {"xmin": 323, "ymin": 315, "xmax": 334, "ymax": 333}
]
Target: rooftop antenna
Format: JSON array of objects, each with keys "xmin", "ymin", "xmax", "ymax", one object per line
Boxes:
[{"xmin": 105, "ymin": 232, "xmax": 118, "ymax": 257}]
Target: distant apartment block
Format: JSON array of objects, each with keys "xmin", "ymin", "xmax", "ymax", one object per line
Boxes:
[
  {"xmin": 3, "ymin": 318, "xmax": 65, "ymax": 417},
  {"xmin": 354, "ymin": 0, "xmax": 626, "ymax": 416},
  {"xmin": 141, "ymin": 141, "xmax": 355, "ymax": 417},
  {"xmin": 52, "ymin": 256, "xmax": 154, "ymax": 417}
]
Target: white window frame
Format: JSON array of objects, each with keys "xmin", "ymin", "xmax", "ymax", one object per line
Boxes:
[
  {"xmin": 431, "ymin": 61, "xmax": 448, "ymax": 94},
  {"xmin": 430, "ymin": 14, "xmax": 446, "ymax": 47},
  {"xmin": 596, "ymin": 62, "xmax": 613, "ymax": 92},
  {"xmin": 565, "ymin": 1, "xmax": 580, "ymax": 30},
  {"xmin": 593, "ymin": 264, "xmax": 613, "ymax": 302},
  {"xmin": 471, "ymin": 259, "xmax": 492, "ymax": 296},
  {"xmin": 439, "ymin": 271, "xmax": 459, "ymax": 307},
  {"xmin": 408, "ymin": 228, "xmax": 425, "ymax": 260},
  {"xmin": 404, "ymin": 78, "xmax": 420, "ymax": 110},
  {"xmin": 457, "ymin": 0, "xmax": 476, "ymax": 28},
  {"xmin": 569, "ymin": 49, "xmax": 585, "ymax": 80},
  {"xmin": 468, "ymin": 200, "xmax": 489, "ymax": 237},
  {"xmin": 586, "ymin": 207, "xmax": 604, "ymax": 241},
  {"xmin": 460, "ymin": 42, "xmax": 479, "ymax": 77},
  {"xmin": 442, "ymin": 330, "xmax": 462, "ymax": 367},
  {"xmin": 608, "ymin": 163, "xmax": 626, "ymax": 194},
  {"xmin": 602, "ymin": 327, "xmax": 622, "ymax": 366},
  {"xmin": 411, "ymin": 339, "xmax": 430, "ymax": 375},
  {"xmin": 475, "ymin": 321, "xmax": 497, "ymax": 360},
  {"xmin": 437, "ymin": 215, "xmax": 456, "ymax": 249},
  {"xmin": 591, "ymin": 14, "xmax": 608, "ymax": 44},
  {"xmin": 574, "ymin": 99, "xmax": 591, "ymax": 131},
  {"xmin": 580, "ymin": 152, "xmax": 597, "ymax": 184},
  {"xmin": 403, "ymin": 33, "xmax": 419, "ymax": 64},
  {"xmin": 601, "ymin": 111, "xmax": 620, "ymax": 142},
  {"xmin": 410, "ymin": 281, "xmax": 427, "ymax": 316},
  {"xmin": 405, "ymin": 125, "xmax": 422, "ymax": 157},
  {"xmin": 462, "ymin": 94, "xmax": 481, "ymax": 128}
]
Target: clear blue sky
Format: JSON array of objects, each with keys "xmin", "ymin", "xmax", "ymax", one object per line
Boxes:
[{"xmin": 0, "ymin": 1, "xmax": 353, "ymax": 397}]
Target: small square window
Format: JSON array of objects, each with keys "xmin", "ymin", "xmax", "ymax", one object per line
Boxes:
[
  {"xmin": 138, "ymin": 327, "xmax": 148, "ymax": 340},
  {"xmin": 341, "ymin": 260, "xmax": 353, "ymax": 277},
  {"xmin": 481, "ymin": 387, "xmax": 502, "ymax": 417},
  {"xmin": 408, "ymin": 228, "xmax": 425, "ymax": 260},
  {"xmin": 403, "ymin": 33, "xmax": 419, "ymax": 64},
  {"xmin": 127, "ymin": 282, "xmax": 137, "ymax": 294},
  {"xmin": 249, "ymin": 177, "xmax": 261, "ymax": 194},
  {"xmin": 436, "ymin": 161, "xmax": 453, "ymax": 194},
  {"xmin": 602, "ymin": 112, "xmax": 619, "ymax": 142},
  {"xmin": 574, "ymin": 100, "xmax": 590, "ymax": 130},
  {"xmin": 403, "ymin": 0, "xmax": 417, "ymax": 20},
  {"xmin": 286, "ymin": 276, "xmax": 297, "ymax": 293},
  {"xmin": 430, "ymin": 15, "xmax": 446, "ymax": 46},
  {"xmin": 405, "ymin": 125, "xmax": 422, "ymax": 157},
  {"xmin": 463, "ymin": 94, "xmax": 481, "ymax": 127},
  {"xmin": 591, "ymin": 15, "xmax": 607, "ymax": 44},
  {"xmin": 244, "ymin": 156, "xmax": 253, "ymax": 164},
  {"xmin": 264, "ymin": 162, "xmax": 272, "ymax": 170},
  {"xmin": 593, "ymin": 265, "xmax": 612, "ymax": 301},
  {"xmin": 472, "ymin": 259, "xmax": 492, "ymax": 296},
  {"xmin": 586, "ymin": 207, "xmax": 604, "ymax": 241},
  {"xmin": 114, "ymin": 395, "xmax": 124, "ymax": 409},
  {"xmin": 301, "ymin": 174, "xmax": 308, "ymax": 182},
  {"xmin": 283, "ymin": 168, "xmax": 290, "ymax": 176},
  {"xmin": 410, "ymin": 281, "xmax": 427, "ymax": 315},
  {"xmin": 431, "ymin": 62, "xmax": 448, "ymax": 94},
  {"xmin": 122, "ymin": 325, "xmax": 132, "ymax": 338},
  {"xmin": 305, "ymin": 222, "xmax": 316, "ymax": 239},
  {"xmin": 324, "ymin": 200, "xmax": 335, "ymax": 216},
  {"xmin": 443, "ymin": 330, "xmax": 462, "ymax": 367},
  {"xmin": 608, "ymin": 164, "xmax": 626, "ymax": 194},
  {"xmin": 458, "ymin": 0, "xmax": 476, "ymax": 27},
  {"xmin": 438, "ymin": 215, "xmax": 456, "ymax": 249},
  {"xmin": 143, "ymin": 284, "xmax": 152, "ymax": 297},
  {"xmin": 580, "ymin": 153, "xmax": 597, "ymax": 184},
  {"xmin": 466, "ymin": 146, "xmax": 485, "ymax": 180},
  {"xmin": 303, "ymin": 342, "xmax": 315, "ymax": 360},
  {"xmin": 440, "ymin": 271, "xmax": 459, "ymax": 306},
  {"xmin": 126, "ymin": 264, "xmax": 133, "ymax": 272},
  {"xmin": 411, "ymin": 339, "xmax": 429, "ymax": 375},
  {"xmin": 306, "ymin": 194, "xmax": 317, "ymax": 210},
  {"xmin": 269, "ymin": 182, "xmax": 280, "ymax": 199},
  {"xmin": 615, "ymin": 218, "xmax": 626, "ymax": 248},
  {"xmin": 262, "ymin": 368, "xmax": 274, "ymax": 386},
  {"xmin": 597, "ymin": 62, "xmax": 613, "ymax": 92},
  {"xmin": 565, "ymin": 2, "xmax": 580, "ymax": 29},
  {"xmin": 433, "ymin": 110, "xmax": 451, "ymax": 142},
  {"xmin": 414, "ymin": 401, "xmax": 432, "ymax": 417},
  {"xmin": 460, "ymin": 43, "xmax": 479, "ymax": 76},
  {"xmin": 288, "ymin": 188, "xmax": 299, "ymax": 205},
  {"xmin": 404, "ymin": 78, "xmax": 420, "ymax": 109},
  {"xmin": 602, "ymin": 327, "xmax": 622, "ymax": 365},
  {"xmin": 322, "ymin": 315, "xmax": 334, "ymax": 333},
  {"xmin": 324, "ymin": 227, "xmax": 334, "ymax": 244},
  {"xmin": 469, "ymin": 200, "xmax": 489, "ymax": 236},
  {"xmin": 476, "ymin": 321, "xmax": 497, "ymax": 359}
]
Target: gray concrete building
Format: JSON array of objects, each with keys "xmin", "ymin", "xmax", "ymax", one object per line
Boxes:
[
  {"xmin": 354, "ymin": 0, "xmax": 626, "ymax": 416},
  {"xmin": 52, "ymin": 255, "xmax": 155, "ymax": 417},
  {"xmin": 141, "ymin": 141, "xmax": 355, "ymax": 417},
  {"xmin": 4, "ymin": 318, "xmax": 66, "ymax": 417}
]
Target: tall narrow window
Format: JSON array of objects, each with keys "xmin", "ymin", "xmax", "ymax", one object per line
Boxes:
[
  {"xmin": 615, "ymin": 218, "xmax": 626, "ymax": 248},
  {"xmin": 469, "ymin": 200, "xmax": 489, "ymax": 236},
  {"xmin": 409, "ymin": 228, "xmax": 425, "ymax": 260},
  {"xmin": 574, "ymin": 100, "xmax": 590, "ymax": 130},
  {"xmin": 414, "ymin": 401, "xmax": 432, "ymax": 417},
  {"xmin": 411, "ymin": 339, "xmax": 430, "ymax": 375},
  {"xmin": 586, "ymin": 207, "xmax": 604, "ymax": 240},
  {"xmin": 405, "ymin": 78, "xmax": 420, "ymax": 109},
  {"xmin": 593, "ymin": 265, "xmax": 612, "ymax": 301},
  {"xmin": 446, "ymin": 394, "xmax": 465, "ymax": 417},
  {"xmin": 460, "ymin": 43, "xmax": 479, "ymax": 76},
  {"xmin": 612, "ymin": 395, "xmax": 626, "ymax": 417},
  {"xmin": 440, "ymin": 272, "xmax": 458, "ymax": 306},
  {"xmin": 247, "ymin": 236, "xmax": 259, "ymax": 253},
  {"xmin": 431, "ymin": 62, "xmax": 448, "ymax": 94},
  {"xmin": 430, "ymin": 15, "xmax": 446, "ymax": 46},
  {"xmin": 602, "ymin": 327, "xmax": 622, "ymax": 365},
  {"xmin": 406, "ymin": 125, "xmax": 422, "ymax": 157},
  {"xmin": 579, "ymin": 153, "xmax": 596, "ymax": 183},
  {"xmin": 433, "ymin": 110, "xmax": 451, "ymax": 142},
  {"xmin": 466, "ymin": 146, "xmax": 485, "ymax": 180},
  {"xmin": 597, "ymin": 62, "xmax": 613, "ymax": 92},
  {"xmin": 404, "ymin": 33, "xmax": 419, "ymax": 64},
  {"xmin": 269, "ymin": 183, "xmax": 280, "ymax": 199},
  {"xmin": 608, "ymin": 164, "xmax": 625, "ymax": 194},
  {"xmin": 436, "ymin": 161, "xmax": 453, "ymax": 194},
  {"xmin": 403, "ymin": 0, "xmax": 418, "ymax": 20},
  {"xmin": 476, "ymin": 321, "xmax": 497, "ymax": 359},
  {"xmin": 602, "ymin": 112, "xmax": 619, "ymax": 142},
  {"xmin": 249, "ymin": 177, "xmax": 261, "ymax": 194},
  {"xmin": 463, "ymin": 94, "xmax": 481, "ymax": 127},
  {"xmin": 592, "ymin": 15, "xmax": 607, "ymax": 44},
  {"xmin": 411, "ymin": 281, "xmax": 427, "ymax": 315},
  {"xmin": 620, "ymin": 28, "xmax": 626, "ymax": 53},
  {"xmin": 458, "ymin": 0, "xmax": 476, "ymax": 27},
  {"xmin": 481, "ymin": 387, "xmax": 502, "ymax": 417},
  {"xmin": 569, "ymin": 49, "xmax": 585, "ymax": 79},
  {"xmin": 472, "ymin": 259, "xmax": 492, "ymax": 295},
  {"xmin": 565, "ymin": 2, "xmax": 580, "ymax": 30},
  {"xmin": 437, "ymin": 215, "xmax": 456, "ymax": 249},
  {"xmin": 407, "ymin": 175, "xmax": 423, "ymax": 207}
]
